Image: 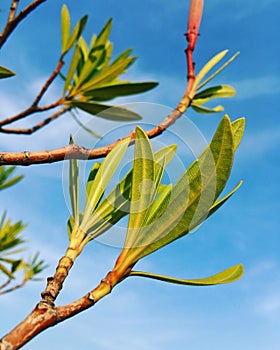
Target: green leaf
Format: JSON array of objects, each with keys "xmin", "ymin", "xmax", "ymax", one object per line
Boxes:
[
  {"xmin": 68, "ymin": 136, "xmax": 79, "ymax": 223},
  {"xmin": 126, "ymin": 126, "xmax": 155, "ymax": 236},
  {"xmin": 81, "ymin": 138, "xmax": 130, "ymax": 230},
  {"xmin": 231, "ymin": 117, "xmax": 245, "ymax": 151},
  {"xmin": 196, "ymin": 52, "xmax": 240, "ymax": 91},
  {"xmin": 0, "ymin": 263, "xmax": 14, "ymax": 279},
  {"xmin": 61, "ymin": 5, "xmax": 71, "ymax": 55},
  {"xmin": 120, "ymin": 116, "xmax": 235, "ymax": 265},
  {"xmin": 0, "ymin": 65, "xmax": 15, "ymax": 79},
  {"xmin": 63, "ymin": 44, "xmax": 82, "ymax": 95},
  {"xmin": 0, "ymin": 166, "xmax": 23, "ymax": 191},
  {"xmin": 128, "ymin": 264, "xmax": 244, "ymax": 286},
  {"xmin": 84, "ymin": 145, "xmax": 177, "ymax": 241},
  {"xmin": 193, "ymin": 85, "xmax": 236, "ymax": 105},
  {"xmin": 65, "ymin": 15, "xmax": 88, "ymax": 53},
  {"xmin": 191, "ymin": 103, "xmax": 224, "ymax": 114},
  {"xmin": 83, "ymin": 82, "xmax": 158, "ymax": 101},
  {"xmin": 79, "ymin": 56, "xmax": 136, "ymax": 93},
  {"xmin": 69, "ymin": 100, "xmax": 142, "ymax": 121},
  {"xmin": 94, "ymin": 18, "xmax": 112, "ymax": 49},
  {"xmin": 192, "ymin": 50, "xmax": 229, "ymax": 91},
  {"xmin": 73, "ymin": 49, "xmax": 107, "ymax": 91}
]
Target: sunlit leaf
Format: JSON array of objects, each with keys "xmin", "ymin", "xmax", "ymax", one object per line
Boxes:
[
  {"xmin": 231, "ymin": 117, "xmax": 245, "ymax": 151},
  {"xmin": 81, "ymin": 138, "xmax": 130, "ymax": 229},
  {"xmin": 191, "ymin": 103, "xmax": 224, "ymax": 114},
  {"xmin": 192, "ymin": 50, "xmax": 228, "ymax": 91},
  {"xmin": 0, "ymin": 65, "xmax": 15, "ymax": 79},
  {"xmin": 65, "ymin": 15, "xmax": 88, "ymax": 53},
  {"xmin": 61, "ymin": 5, "xmax": 71, "ymax": 55},
  {"xmin": 128, "ymin": 264, "xmax": 244, "ymax": 286},
  {"xmin": 196, "ymin": 52, "xmax": 240, "ymax": 91},
  {"xmin": 63, "ymin": 44, "xmax": 82, "ymax": 95},
  {"xmin": 193, "ymin": 85, "xmax": 236, "ymax": 105}
]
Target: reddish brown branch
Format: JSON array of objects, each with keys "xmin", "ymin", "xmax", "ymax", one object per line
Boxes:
[
  {"xmin": 0, "ymin": 0, "xmax": 47, "ymax": 49},
  {"xmin": 0, "ymin": 106, "xmax": 186, "ymax": 166},
  {"xmin": 32, "ymin": 59, "xmax": 64, "ymax": 107},
  {"xmin": 0, "ymin": 106, "xmax": 71, "ymax": 135}
]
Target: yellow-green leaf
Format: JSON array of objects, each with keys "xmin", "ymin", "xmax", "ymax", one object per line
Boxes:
[
  {"xmin": 61, "ymin": 5, "xmax": 71, "ymax": 55},
  {"xmin": 128, "ymin": 264, "xmax": 244, "ymax": 286},
  {"xmin": 0, "ymin": 65, "xmax": 15, "ymax": 79}
]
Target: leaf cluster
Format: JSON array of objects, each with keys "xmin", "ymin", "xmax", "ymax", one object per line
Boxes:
[
  {"xmin": 60, "ymin": 5, "xmax": 158, "ymax": 123},
  {"xmin": 67, "ymin": 115, "xmax": 245, "ymax": 288},
  {"xmin": 189, "ymin": 50, "xmax": 239, "ymax": 114}
]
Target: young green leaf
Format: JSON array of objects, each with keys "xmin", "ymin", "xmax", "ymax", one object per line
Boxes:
[
  {"xmin": 193, "ymin": 85, "xmax": 236, "ymax": 105},
  {"xmin": 191, "ymin": 103, "xmax": 224, "ymax": 114},
  {"xmin": 192, "ymin": 50, "xmax": 228, "ymax": 91},
  {"xmin": 63, "ymin": 44, "xmax": 82, "ymax": 95},
  {"xmin": 196, "ymin": 52, "xmax": 240, "ymax": 91},
  {"xmin": 81, "ymin": 138, "xmax": 130, "ymax": 229},
  {"xmin": 231, "ymin": 117, "xmax": 245, "ymax": 151},
  {"xmin": 61, "ymin": 5, "xmax": 71, "ymax": 55},
  {"xmin": 64, "ymin": 15, "xmax": 88, "ymax": 53},
  {"xmin": 128, "ymin": 264, "xmax": 244, "ymax": 286},
  {"xmin": 0, "ymin": 65, "xmax": 16, "ymax": 79}
]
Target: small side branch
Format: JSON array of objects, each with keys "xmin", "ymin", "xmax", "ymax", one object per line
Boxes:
[
  {"xmin": 0, "ymin": 0, "xmax": 47, "ymax": 49},
  {"xmin": 0, "ymin": 106, "xmax": 71, "ymax": 135},
  {"xmin": 0, "ymin": 105, "xmax": 187, "ymax": 166}
]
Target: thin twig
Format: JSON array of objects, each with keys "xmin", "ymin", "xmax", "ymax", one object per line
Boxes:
[
  {"xmin": 0, "ymin": 103, "xmax": 189, "ymax": 166},
  {"xmin": 0, "ymin": 106, "xmax": 71, "ymax": 135},
  {"xmin": 0, "ymin": 100, "xmax": 62, "ymax": 127},
  {"xmin": 8, "ymin": 0, "xmax": 20, "ymax": 22},
  {"xmin": 0, "ymin": 279, "xmax": 27, "ymax": 296},
  {"xmin": 32, "ymin": 59, "xmax": 64, "ymax": 107},
  {"xmin": 0, "ymin": 0, "xmax": 47, "ymax": 49}
]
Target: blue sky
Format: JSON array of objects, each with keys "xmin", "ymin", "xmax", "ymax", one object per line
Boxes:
[{"xmin": 0, "ymin": 0, "xmax": 280, "ymax": 349}]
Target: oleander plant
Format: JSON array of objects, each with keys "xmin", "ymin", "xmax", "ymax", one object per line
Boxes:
[{"xmin": 0, "ymin": 1, "xmax": 246, "ymax": 349}]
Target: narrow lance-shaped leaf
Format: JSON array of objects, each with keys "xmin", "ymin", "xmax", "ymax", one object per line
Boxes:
[
  {"xmin": 193, "ymin": 85, "xmax": 236, "ymax": 105},
  {"xmin": 125, "ymin": 126, "xmax": 155, "ymax": 248},
  {"xmin": 196, "ymin": 52, "xmax": 240, "ymax": 91},
  {"xmin": 68, "ymin": 135, "xmax": 79, "ymax": 223},
  {"xmin": 81, "ymin": 138, "xmax": 130, "ymax": 230},
  {"xmin": 0, "ymin": 65, "xmax": 15, "ymax": 79},
  {"xmin": 63, "ymin": 44, "xmax": 82, "ymax": 95},
  {"xmin": 84, "ymin": 145, "xmax": 177, "ymax": 241},
  {"xmin": 69, "ymin": 101, "xmax": 142, "ymax": 121},
  {"xmin": 61, "ymin": 5, "xmax": 71, "ymax": 55},
  {"xmin": 191, "ymin": 103, "xmax": 224, "ymax": 114},
  {"xmin": 64, "ymin": 15, "xmax": 88, "ymax": 53},
  {"xmin": 83, "ymin": 82, "xmax": 158, "ymax": 102},
  {"xmin": 128, "ymin": 264, "xmax": 244, "ymax": 286},
  {"xmin": 191, "ymin": 50, "xmax": 229, "ymax": 91}
]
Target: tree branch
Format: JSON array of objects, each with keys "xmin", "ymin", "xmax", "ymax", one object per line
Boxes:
[
  {"xmin": 0, "ymin": 0, "xmax": 47, "ymax": 49},
  {"xmin": 0, "ymin": 106, "xmax": 71, "ymax": 135},
  {"xmin": 0, "ymin": 103, "xmax": 189, "ymax": 166}
]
